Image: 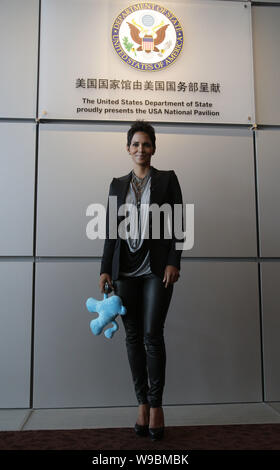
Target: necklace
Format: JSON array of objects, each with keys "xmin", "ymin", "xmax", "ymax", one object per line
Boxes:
[
  {"xmin": 129, "ymin": 169, "xmax": 151, "ymax": 250},
  {"xmin": 131, "ymin": 169, "xmax": 151, "ymax": 205}
]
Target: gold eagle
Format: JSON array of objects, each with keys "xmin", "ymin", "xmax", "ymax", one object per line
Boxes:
[{"xmin": 126, "ymin": 22, "xmax": 169, "ymax": 53}]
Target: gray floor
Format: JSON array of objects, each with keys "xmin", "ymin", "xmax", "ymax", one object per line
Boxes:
[{"xmin": 1, "ymin": 402, "xmax": 280, "ymax": 431}]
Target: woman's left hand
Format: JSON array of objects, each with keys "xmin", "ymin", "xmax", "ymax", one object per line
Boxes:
[{"xmin": 163, "ymin": 265, "xmax": 180, "ymax": 288}]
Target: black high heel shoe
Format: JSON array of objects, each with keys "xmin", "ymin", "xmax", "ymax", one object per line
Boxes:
[
  {"xmin": 149, "ymin": 426, "xmax": 164, "ymax": 440},
  {"xmin": 134, "ymin": 422, "xmax": 149, "ymax": 436}
]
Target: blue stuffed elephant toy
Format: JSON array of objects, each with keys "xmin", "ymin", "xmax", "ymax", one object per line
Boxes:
[{"xmin": 86, "ymin": 283, "xmax": 126, "ymax": 339}]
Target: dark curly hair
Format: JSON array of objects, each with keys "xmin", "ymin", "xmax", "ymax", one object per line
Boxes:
[{"xmin": 127, "ymin": 120, "xmax": 156, "ymax": 151}]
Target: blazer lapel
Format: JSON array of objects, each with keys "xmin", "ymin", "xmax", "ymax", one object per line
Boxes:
[
  {"xmin": 115, "ymin": 171, "xmax": 131, "ymax": 211},
  {"xmin": 149, "ymin": 166, "xmax": 161, "ymax": 205}
]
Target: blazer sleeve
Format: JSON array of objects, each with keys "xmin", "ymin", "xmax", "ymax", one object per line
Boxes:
[
  {"xmin": 100, "ymin": 179, "xmax": 117, "ymax": 276},
  {"xmin": 166, "ymin": 170, "xmax": 184, "ymax": 270}
]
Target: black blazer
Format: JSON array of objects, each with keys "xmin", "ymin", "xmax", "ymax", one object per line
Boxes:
[{"xmin": 100, "ymin": 166, "xmax": 184, "ymax": 281}]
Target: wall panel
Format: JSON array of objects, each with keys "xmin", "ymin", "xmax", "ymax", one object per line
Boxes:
[
  {"xmin": 0, "ymin": 0, "xmax": 39, "ymax": 118},
  {"xmin": 262, "ymin": 262, "xmax": 280, "ymax": 401},
  {"xmin": 0, "ymin": 262, "xmax": 33, "ymax": 408},
  {"xmin": 0, "ymin": 123, "xmax": 36, "ymax": 256},
  {"xmin": 256, "ymin": 129, "xmax": 280, "ymax": 256},
  {"xmin": 252, "ymin": 5, "xmax": 280, "ymax": 124}
]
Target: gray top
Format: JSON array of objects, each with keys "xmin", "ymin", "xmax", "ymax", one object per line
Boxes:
[{"xmin": 119, "ymin": 171, "xmax": 152, "ymax": 277}]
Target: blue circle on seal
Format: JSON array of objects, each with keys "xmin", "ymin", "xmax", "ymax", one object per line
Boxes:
[{"xmin": 111, "ymin": 3, "xmax": 184, "ymax": 72}]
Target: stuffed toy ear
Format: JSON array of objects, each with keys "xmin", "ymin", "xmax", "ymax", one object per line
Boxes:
[{"xmin": 86, "ymin": 297, "xmax": 98, "ymax": 312}]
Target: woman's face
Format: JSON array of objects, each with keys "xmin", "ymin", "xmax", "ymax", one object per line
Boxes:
[{"xmin": 127, "ymin": 131, "xmax": 155, "ymax": 167}]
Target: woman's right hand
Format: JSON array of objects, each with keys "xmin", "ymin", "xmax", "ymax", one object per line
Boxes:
[{"xmin": 99, "ymin": 273, "xmax": 114, "ymax": 294}]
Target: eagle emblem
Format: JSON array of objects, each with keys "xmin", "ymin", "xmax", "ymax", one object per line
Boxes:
[{"xmin": 126, "ymin": 20, "xmax": 169, "ymax": 54}]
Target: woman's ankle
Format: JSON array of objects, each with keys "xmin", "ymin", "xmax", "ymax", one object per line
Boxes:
[
  {"xmin": 137, "ymin": 404, "xmax": 150, "ymax": 425},
  {"xmin": 149, "ymin": 406, "xmax": 164, "ymax": 428}
]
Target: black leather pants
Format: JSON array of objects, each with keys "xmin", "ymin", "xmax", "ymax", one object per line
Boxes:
[{"xmin": 113, "ymin": 272, "xmax": 173, "ymax": 408}]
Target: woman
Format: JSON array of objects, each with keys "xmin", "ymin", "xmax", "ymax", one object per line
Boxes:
[{"xmin": 99, "ymin": 120, "xmax": 183, "ymax": 440}]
